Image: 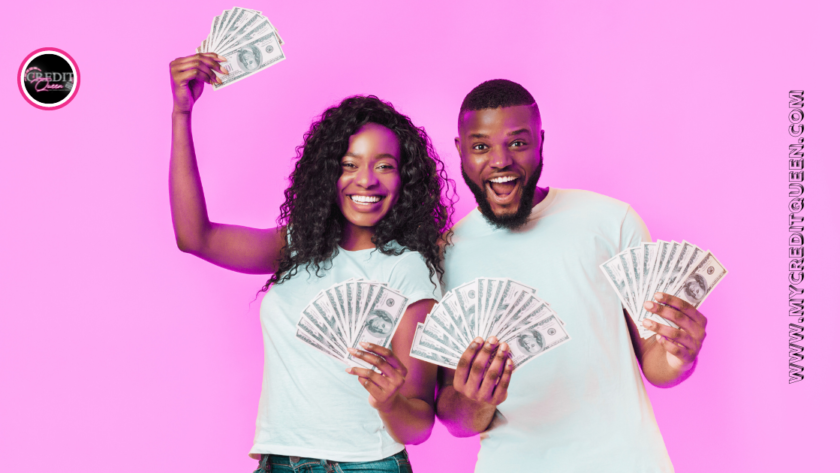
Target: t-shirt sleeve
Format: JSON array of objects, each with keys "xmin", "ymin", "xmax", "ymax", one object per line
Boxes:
[
  {"xmin": 619, "ymin": 205, "xmax": 652, "ymax": 251},
  {"xmin": 388, "ymin": 252, "xmax": 442, "ymax": 305}
]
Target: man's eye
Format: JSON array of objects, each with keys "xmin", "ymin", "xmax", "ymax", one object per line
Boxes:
[
  {"xmin": 511, "ymin": 140, "xmax": 526, "ymax": 148},
  {"xmin": 473, "ymin": 143, "xmax": 488, "ymax": 151}
]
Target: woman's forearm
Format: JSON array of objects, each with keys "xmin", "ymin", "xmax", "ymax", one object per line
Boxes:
[
  {"xmin": 377, "ymin": 394, "xmax": 435, "ymax": 445},
  {"xmin": 169, "ymin": 111, "xmax": 211, "ymax": 253}
]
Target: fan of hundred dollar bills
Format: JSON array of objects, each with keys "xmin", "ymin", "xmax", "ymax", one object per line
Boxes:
[
  {"xmin": 409, "ymin": 278, "xmax": 571, "ymax": 371},
  {"xmin": 196, "ymin": 7, "xmax": 286, "ymax": 90},
  {"xmin": 295, "ymin": 279, "xmax": 409, "ymax": 370},
  {"xmin": 600, "ymin": 241, "xmax": 728, "ymax": 339}
]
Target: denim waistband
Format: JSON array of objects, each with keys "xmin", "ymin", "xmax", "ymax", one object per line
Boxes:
[{"xmin": 262, "ymin": 449, "xmax": 408, "ymax": 467}]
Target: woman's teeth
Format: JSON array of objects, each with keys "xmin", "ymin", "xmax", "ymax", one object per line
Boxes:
[{"xmin": 351, "ymin": 195, "xmax": 383, "ymax": 204}]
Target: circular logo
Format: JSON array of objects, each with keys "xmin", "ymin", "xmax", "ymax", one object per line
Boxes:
[
  {"xmin": 266, "ymin": 45, "xmax": 274, "ymax": 53},
  {"xmin": 548, "ymin": 328, "xmax": 556, "ymax": 336},
  {"xmin": 707, "ymin": 267, "xmax": 715, "ymax": 275},
  {"xmin": 385, "ymin": 298, "xmax": 394, "ymax": 307},
  {"xmin": 18, "ymin": 48, "xmax": 80, "ymax": 110},
  {"xmin": 468, "ymin": 290, "xmax": 475, "ymax": 299}
]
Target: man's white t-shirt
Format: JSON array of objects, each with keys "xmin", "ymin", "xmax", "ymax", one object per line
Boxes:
[
  {"xmin": 443, "ymin": 188, "xmax": 674, "ymax": 472},
  {"xmin": 251, "ymin": 245, "xmax": 441, "ymax": 461}
]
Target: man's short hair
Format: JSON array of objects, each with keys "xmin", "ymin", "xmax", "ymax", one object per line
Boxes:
[{"xmin": 459, "ymin": 79, "xmax": 539, "ymax": 122}]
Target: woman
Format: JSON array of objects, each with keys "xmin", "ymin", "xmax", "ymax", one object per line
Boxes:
[{"xmin": 169, "ymin": 52, "xmax": 452, "ymax": 472}]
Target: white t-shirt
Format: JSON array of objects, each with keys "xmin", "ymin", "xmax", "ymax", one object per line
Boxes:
[
  {"xmin": 442, "ymin": 188, "xmax": 674, "ymax": 472},
  {"xmin": 251, "ymin": 245, "xmax": 441, "ymax": 461}
]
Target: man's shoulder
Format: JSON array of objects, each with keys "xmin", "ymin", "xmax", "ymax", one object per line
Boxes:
[{"xmin": 549, "ymin": 188, "xmax": 631, "ymax": 216}]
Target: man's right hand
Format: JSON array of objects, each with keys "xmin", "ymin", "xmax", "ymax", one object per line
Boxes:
[
  {"xmin": 169, "ymin": 53, "xmax": 227, "ymax": 114},
  {"xmin": 452, "ymin": 336, "xmax": 513, "ymax": 407}
]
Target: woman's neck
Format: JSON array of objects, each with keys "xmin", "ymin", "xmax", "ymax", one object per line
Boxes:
[{"xmin": 339, "ymin": 223, "xmax": 376, "ymax": 251}]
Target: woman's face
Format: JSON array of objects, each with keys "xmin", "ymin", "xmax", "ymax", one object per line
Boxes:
[{"xmin": 336, "ymin": 123, "xmax": 402, "ymax": 229}]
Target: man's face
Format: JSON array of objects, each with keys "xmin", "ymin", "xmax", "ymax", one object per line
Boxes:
[{"xmin": 456, "ymin": 105, "xmax": 543, "ymax": 229}]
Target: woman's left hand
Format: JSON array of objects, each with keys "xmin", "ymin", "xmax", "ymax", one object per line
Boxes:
[{"xmin": 346, "ymin": 342, "xmax": 408, "ymax": 412}]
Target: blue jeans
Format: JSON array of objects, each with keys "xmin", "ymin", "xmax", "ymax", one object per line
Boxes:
[{"xmin": 252, "ymin": 450, "xmax": 412, "ymax": 473}]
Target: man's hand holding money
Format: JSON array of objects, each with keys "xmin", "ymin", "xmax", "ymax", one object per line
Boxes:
[
  {"xmin": 437, "ymin": 335, "xmax": 514, "ymax": 436},
  {"xmin": 637, "ymin": 292, "xmax": 708, "ymax": 386}
]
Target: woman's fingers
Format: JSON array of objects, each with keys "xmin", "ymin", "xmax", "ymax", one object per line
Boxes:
[
  {"xmin": 359, "ymin": 343, "xmax": 407, "ymax": 376},
  {"xmin": 348, "ymin": 348, "xmax": 400, "ymax": 380}
]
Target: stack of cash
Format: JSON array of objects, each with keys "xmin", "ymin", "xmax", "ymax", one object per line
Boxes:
[
  {"xmin": 600, "ymin": 241, "xmax": 728, "ymax": 338},
  {"xmin": 410, "ymin": 278, "xmax": 571, "ymax": 371},
  {"xmin": 295, "ymin": 279, "xmax": 409, "ymax": 370},
  {"xmin": 197, "ymin": 7, "xmax": 286, "ymax": 90}
]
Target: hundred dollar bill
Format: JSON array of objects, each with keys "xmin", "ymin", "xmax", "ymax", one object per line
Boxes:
[
  {"xmin": 438, "ymin": 294, "xmax": 471, "ymax": 343},
  {"xmin": 213, "ymin": 9, "xmax": 232, "ymax": 51},
  {"xmin": 214, "ymin": 7, "xmax": 251, "ymax": 52},
  {"xmin": 325, "ymin": 287, "xmax": 349, "ymax": 346},
  {"xmin": 497, "ymin": 297, "xmax": 556, "ymax": 341},
  {"xmin": 486, "ymin": 280, "xmax": 537, "ymax": 339},
  {"xmin": 428, "ymin": 302, "xmax": 471, "ymax": 350},
  {"xmin": 297, "ymin": 315, "xmax": 345, "ymax": 359},
  {"xmin": 665, "ymin": 243, "xmax": 702, "ymax": 295},
  {"xmin": 345, "ymin": 285, "xmax": 408, "ymax": 365},
  {"xmin": 218, "ymin": 16, "xmax": 283, "ymax": 56},
  {"xmin": 300, "ymin": 305, "xmax": 346, "ymax": 354},
  {"xmin": 409, "ymin": 323, "xmax": 459, "ymax": 369},
  {"xmin": 213, "ymin": 32, "xmax": 285, "ymax": 90},
  {"xmin": 453, "ymin": 280, "xmax": 479, "ymax": 337},
  {"xmin": 618, "ymin": 251, "xmax": 639, "ymax": 315},
  {"xmin": 296, "ymin": 326, "xmax": 347, "ymax": 364},
  {"xmin": 638, "ymin": 241, "xmax": 679, "ymax": 328},
  {"xmin": 311, "ymin": 291, "xmax": 349, "ymax": 347},
  {"xmin": 638, "ymin": 242, "xmax": 657, "ymax": 308},
  {"xmin": 661, "ymin": 242, "xmax": 688, "ymax": 295},
  {"xmin": 629, "ymin": 247, "xmax": 643, "ymax": 307},
  {"xmin": 672, "ymin": 251, "xmax": 728, "ymax": 308},
  {"xmin": 422, "ymin": 317, "xmax": 467, "ymax": 355},
  {"xmin": 600, "ymin": 255, "xmax": 632, "ymax": 311},
  {"xmin": 479, "ymin": 278, "xmax": 504, "ymax": 339},
  {"xmin": 501, "ymin": 314, "xmax": 570, "ymax": 371}
]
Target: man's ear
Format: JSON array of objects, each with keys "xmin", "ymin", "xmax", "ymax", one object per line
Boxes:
[
  {"xmin": 539, "ymin": 130, "xmax": 545, "ymax": 159},
  {"xmin": 454, "ymin": 137, "xmax": 462, "ymax": 159}
]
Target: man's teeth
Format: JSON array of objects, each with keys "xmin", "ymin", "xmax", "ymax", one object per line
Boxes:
[
  {"xmin": 351, "ymin": 195, "xmax": 383, "ymax": 203},
  {"xmin": 489, "ymin": 176, "xmax": 517, "ymax": 184}
]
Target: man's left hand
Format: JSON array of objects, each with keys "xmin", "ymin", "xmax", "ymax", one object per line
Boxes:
[{"xmin": 641, "ymin": 292, "xmax": 707, "ymax": 370}]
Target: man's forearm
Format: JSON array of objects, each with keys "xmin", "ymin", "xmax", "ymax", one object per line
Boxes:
[{"xmin": 435, "ymin": 385, "xmax": 497, "ymax": 437}]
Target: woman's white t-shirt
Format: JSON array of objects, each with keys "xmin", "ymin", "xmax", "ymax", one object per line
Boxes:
[{"xmin": 250, "ymin": 245, "xmax": 441, "ymax": 461}]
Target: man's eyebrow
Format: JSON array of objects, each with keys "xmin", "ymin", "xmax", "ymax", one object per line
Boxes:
[
  {"xmin": 468, "ymin": 133, "xmax": 490, "ymax": 139},
  {"xmin": 507, "ymin": 128, "xmax": 531, "ymax": 137}
]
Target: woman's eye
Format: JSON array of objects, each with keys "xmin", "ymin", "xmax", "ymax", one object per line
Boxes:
[
  {"xmin": 377, "ymin": 164, "xmax": 395, "ymax": 170},
  {"xmin": 341, "ymin": 162, "xmax": 356, "ymax": 169}
]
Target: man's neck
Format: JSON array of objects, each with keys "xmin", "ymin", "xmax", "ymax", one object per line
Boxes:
[{"xmin": 532, "ymin": 186, "xmax": 550, "ymax": 207}]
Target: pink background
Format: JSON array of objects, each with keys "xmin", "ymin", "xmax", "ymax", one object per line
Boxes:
[{"xmin": 2, "ymin": 1, "xmax": 837, "ymax": 471}]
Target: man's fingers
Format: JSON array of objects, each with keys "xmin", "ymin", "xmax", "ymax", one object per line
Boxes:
[
  {"xmin": 644, "ymin": 300, "xmax": 698, "ymax": 335},
  {"xmin": 641, "ymin": 319, "xmax": 697, "ymax": 351},
  {"xmin": 654, "ymin": 293, "xmax": 705, "ymax": 326},
  {"xmin": 193, "ymin": 54, "xmax": 228, "ymax": 74},
  {"xmin": 490, "ymin": 358, "xmax": 513, "ymax": 405},
  {"xmin": 658, "ymin": 336, "xmax": 695, "ymax": 362},
  {"xmin": 464, "ymin": 337, "xmax": 498, "ymax": 395},
  {"xmin": 476, "ymin": 342, "xmax": 509, "ymax": 402},
  {"xmin": 454, "ymin": 338, "xmax": 483, "ymax": 389}
]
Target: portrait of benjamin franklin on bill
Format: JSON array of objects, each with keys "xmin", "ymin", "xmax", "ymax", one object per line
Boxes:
[
  {"xmin": 365, "ymin": 310, "xmax": 394, "ymax": 336},
  {"xmin": 237, "ymin": 45, "xmax": 262, "ymax": 72},
  {"xmin": 516, "ymin": 329, "xmax": 545, "ymax": 355},
  {"xmin": 680, "ymin": 274, "xmax": 708, "ymax": 304}
]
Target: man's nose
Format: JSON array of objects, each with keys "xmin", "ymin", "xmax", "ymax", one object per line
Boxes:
[{"xmin": 488, "ymin": 146, "xmax": 514, "ymax": 170}]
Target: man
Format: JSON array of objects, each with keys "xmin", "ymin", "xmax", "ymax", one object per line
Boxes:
[{"xmin": 435, "ymin": 79, "xmax": 708, "ymax": 472}]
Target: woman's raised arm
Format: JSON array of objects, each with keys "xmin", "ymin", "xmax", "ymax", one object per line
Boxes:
[{"xmin": 169, "ymin": 53, "xmax": 285, "ymax": 275}]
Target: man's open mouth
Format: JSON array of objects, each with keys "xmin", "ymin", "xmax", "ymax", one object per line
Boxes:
[{"xmin": 486, "ymin": 175, "xmax": 520, "ymax": 202}]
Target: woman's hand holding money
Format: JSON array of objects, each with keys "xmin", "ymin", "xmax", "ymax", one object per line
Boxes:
[
  {"xmin": 346, "ymin": 342, "xmax": 409, "ymax": 412},
  {"xmin": 169, "ymin": 53, "xmax": 228, "ymax": 114},
  {"xmin": 639, "ymin": 292, "xmax": 708, "ymax": 385}
]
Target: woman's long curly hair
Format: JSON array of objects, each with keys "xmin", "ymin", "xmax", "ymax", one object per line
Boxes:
[{"xmin": 261, "ymin": 95, "xmax": 454, "ymax": 291}]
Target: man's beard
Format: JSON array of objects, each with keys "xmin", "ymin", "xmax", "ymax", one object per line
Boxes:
[{"xmin": 461, "ymin": 159, "xmax": 543, "ymax": 231}]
